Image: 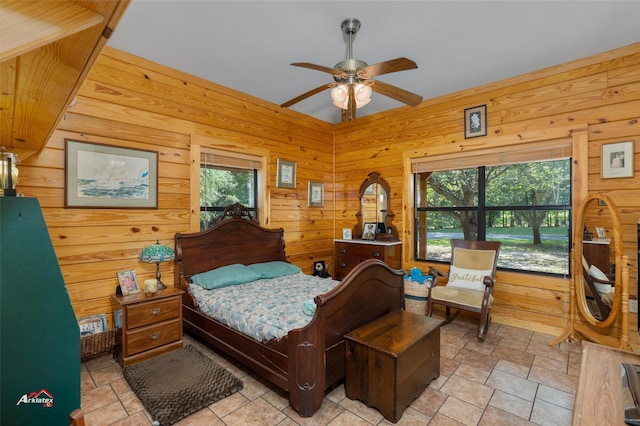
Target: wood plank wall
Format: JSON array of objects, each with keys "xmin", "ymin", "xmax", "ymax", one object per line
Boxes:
[
  {"xmin": 16, "ymin": 42, "xmax": 640, "ymax": 347},
  {"xmin": 334, "ymin": 42, "xmax": 640, "ymax": 346},
  {"xmin": 17, "ymin": 47, "xmax": 335, "ymax": 325}
]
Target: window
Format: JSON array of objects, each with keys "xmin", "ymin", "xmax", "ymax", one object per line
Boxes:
[
  {"xmin": 200, "ymin": 150, "xmax": 260, "ymax": 230},
  {"xmin": 413, "ymin": 142, "xmax": 572, "ymax": 275}
]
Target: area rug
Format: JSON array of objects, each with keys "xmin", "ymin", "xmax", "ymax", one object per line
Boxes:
[{"xmin": 123, "ymin": 345, "xmax": 243, "ymax": 425}]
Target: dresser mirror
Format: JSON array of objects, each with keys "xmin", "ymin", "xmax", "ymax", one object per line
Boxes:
[{"xmin": 354, "ymin": 172, "xmax": 398, "ymax": 241}]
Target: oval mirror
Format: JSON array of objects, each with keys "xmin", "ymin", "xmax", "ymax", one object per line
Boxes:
[
  {"xmin": 354, "ymin": 172, "xmax": 398, "ymax": 241},
  {"xmin": 575, "ymin": 193, "xmax": 622, "ymax": 327}
]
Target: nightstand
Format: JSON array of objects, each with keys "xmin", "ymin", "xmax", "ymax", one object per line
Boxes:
[{"xmin": 111, "ymin": 287, "xmax": 184, "ymax": 367}]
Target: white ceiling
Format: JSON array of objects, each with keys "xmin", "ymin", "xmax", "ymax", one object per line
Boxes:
[{"xmin": 108, "ymin": 1, "xmax": 640, "ymax": 124}]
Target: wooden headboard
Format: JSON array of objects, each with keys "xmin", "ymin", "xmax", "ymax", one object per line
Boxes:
[{"xmin": 174, "ymin": 205, "xmax": 286, "ymax": 282}]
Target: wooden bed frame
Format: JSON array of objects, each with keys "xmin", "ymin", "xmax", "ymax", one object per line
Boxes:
[{"xmin": 174, "ymin": 206, "xmax": 405, "ymax": 417}]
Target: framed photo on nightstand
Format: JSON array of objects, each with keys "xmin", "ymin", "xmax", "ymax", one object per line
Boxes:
[{"xmin": 117, "ymin": 269, "xmax": 140, "ymax": 296}]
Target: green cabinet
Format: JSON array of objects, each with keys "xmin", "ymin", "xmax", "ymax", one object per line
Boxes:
[{"xmin": 0, "ymin": 197, "xmax": 81, "ymax": 425}]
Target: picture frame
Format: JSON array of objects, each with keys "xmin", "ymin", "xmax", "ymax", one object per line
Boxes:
[
  {"xmin": 594, "ymin": 226, "xmax": 607, "ymax": 239},
  {"xmin": 65, "ymin": 139, "xmax": 158, "ymax": 208},
  {"xmin": 342, "ymin": 228, "xmax": 352, "ymax": 240},
  {"xmin": 601, "ymin": 140, "xmax": 634, "ymax": 179},
  {"xmin": 362, "ymin": 222, "xmax": 377, "ymax": 240},
  {"xmin": 308, "ymin": 181, "xmax": 324, "ymax": 207},
  {"xmin": 276, "ymin": 158, "xmax": 296, "ymax": 188},
  {"xmin": 464, "ymin": 105, "xmax": 487, "ymax": 139},
  {"xmin": 116, "ymin": 269, "xmax": 140, "ymax": 296}
]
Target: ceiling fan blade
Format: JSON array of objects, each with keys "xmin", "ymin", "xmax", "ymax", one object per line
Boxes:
[
  {"xmin": 370, "ymin": 80, "xmax": 423, "ymax": 106},
  {"xmin": 281, "ymin": 83, "xmax": 333, "ymax": 108},
  {"xmin": 291, "ymin": 62, "xmax": 346, "ymax": 78},
  {"xmin": 358, "ymin": 57, "xmax": 418, "ymax": 79}
]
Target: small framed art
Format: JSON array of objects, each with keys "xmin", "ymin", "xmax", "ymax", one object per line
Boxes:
[
  {"xmin": 308, "ymin": 181, "xmax": 324, "ymax": 207},
  {"xmin": 594, "ymin": 226, "xmax": 607, "ymax": 239},
  {"xmin": 117, "ymin": 269, "xmax": 140, "ymax": 296},
  {"xmin": 362, "ymin": 222, "xmax": 377, "ymax": 240},
  {"xmin": 464, "ymin": 105, "xmax": 487, "ymax": 139},
  {"xmin": 602, "ymin": 140, "xmax": 634, "ymax": 179},
  {"xmin": 342, "ymin": 228, "xmax": 352, "ymax": 239},
  {"xmin": 276, "ymin": 159, "xmax": 296, "ymax": 188}
]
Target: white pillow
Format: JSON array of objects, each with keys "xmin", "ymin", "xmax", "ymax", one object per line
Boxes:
[
  {"xmin": 588, "ymin": 264, "xmax": 609, "ymax": 281},
  {"xmin": 447, "ymin": 266, "xmax": 493, "ymax": 291}
]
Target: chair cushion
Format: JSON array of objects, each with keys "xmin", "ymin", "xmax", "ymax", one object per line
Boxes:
[
  {"xmin": 447, "ymin": 247, "xmax": 496, "ymax": 291},
  {"xmin": 431, "ymin": 286, "xmax": 493, "ymax": 309},
  {"xmin": 447, "ymin": 265, "xmax": 494, "ymax": 291}
]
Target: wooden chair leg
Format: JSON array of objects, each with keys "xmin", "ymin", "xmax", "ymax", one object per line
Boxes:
[{"xmin": 478, "ymin": 309, "xmax": 491, "ymax": 341}]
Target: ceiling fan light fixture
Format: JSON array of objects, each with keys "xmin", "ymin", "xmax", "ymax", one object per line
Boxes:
[
  {"xmin": 354, "ymin": 83, "xmax": 372, "ymax": 106},
  {"xmin": 330, "ymin": 83, "xmax": 371, "ymax": 110},
  {"xmin": 330, "ymin": 85, "xmax": 348, "ymax": 106}
]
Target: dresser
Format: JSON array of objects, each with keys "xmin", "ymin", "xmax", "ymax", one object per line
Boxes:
[
  {"xmin": 345, "ymin": 310, "xmax": 441, "ymax": 423},
  {"xmin": 111, "ymin": 287, "xmax": 184, "ymax": 367},
  {"xmin": 583, "ymin": 239, "xmax": 611, "ymax": 274},
  {"xmin": 334, "ymin": 239, "xmax": 402, "ymax": 280}
]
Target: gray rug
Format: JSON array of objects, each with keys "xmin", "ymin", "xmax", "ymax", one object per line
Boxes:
[{"xmin": 123, "ymin": 345, "xmax": 243, "ymax": 425}]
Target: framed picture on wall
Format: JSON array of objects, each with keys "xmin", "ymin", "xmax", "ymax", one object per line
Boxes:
[
  {"xmin": 602, "ymin": 140, "xmax": 634, "ymax": 179},
  {"xmin": 464, "ymin": 105, "xmax": 487, "ymax": 139},
  {"xmin": 65, "ymin": 140, "xmax": 158, "ymax": 208},
  {"xmin": 308, "ymin": 181, "xmax": 324, "ymax": 207},
  {"xmin": 276, "ymin": 158, "xmax": 296, "ymax": 188}
]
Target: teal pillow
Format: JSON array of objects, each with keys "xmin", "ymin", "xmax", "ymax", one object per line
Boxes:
[
  {"xmin": 247, "ymin": 261, "xmax": 301, "ymax": 279},
  {"xmin": 190, "ymin": 264, "xmax": 261, "ymax": 290}
]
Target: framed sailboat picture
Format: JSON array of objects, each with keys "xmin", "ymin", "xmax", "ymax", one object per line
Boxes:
[{"xmin": 65, "ymin": 139, "xmax": 158, "ymax": 208}]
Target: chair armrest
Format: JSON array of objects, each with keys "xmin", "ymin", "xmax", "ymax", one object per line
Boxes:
[
  {"xmin": 482, "ymin": 275, "xmax": 495, "ymax": 288},
  {"xmin": 427, "ymin": 267, "xmax": 447, "ymax": 288}
]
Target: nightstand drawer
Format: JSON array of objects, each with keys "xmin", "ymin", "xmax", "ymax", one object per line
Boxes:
[
  {"xmin": 125, "ymin": 319, "xmax": 182, "ymax": 356},
  {"xmin": 126, "ymin": 296, "xmax": 180, "ymax": 329}
]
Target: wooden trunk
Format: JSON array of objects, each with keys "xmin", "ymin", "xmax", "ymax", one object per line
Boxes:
[{"xmin": 344, "ymin": 310, "xmax": 441, "ymax": 423}]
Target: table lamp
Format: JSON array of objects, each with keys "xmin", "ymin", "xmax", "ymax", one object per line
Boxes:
[{"xmin": 139, "ymin": 240, "xmax": 175, "ymax": 290}]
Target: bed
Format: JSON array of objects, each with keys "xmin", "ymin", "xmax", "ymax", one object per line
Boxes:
[{"xmin": 174, "ymin": 204, "xmax": 405, "ymax": 417}]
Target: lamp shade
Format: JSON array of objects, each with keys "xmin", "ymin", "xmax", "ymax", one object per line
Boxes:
[{"xmin": 139, "ymin": 241, "xmax": 175, "ymax": 263}]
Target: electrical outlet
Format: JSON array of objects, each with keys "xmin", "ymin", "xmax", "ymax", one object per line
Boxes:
[{"xmin": 630, "ymin": 299, "xmax": 638, "ymax": 314}]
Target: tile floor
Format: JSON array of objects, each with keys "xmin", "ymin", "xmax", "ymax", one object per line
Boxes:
[{"xmin": 81, "ymin": 315, "xmax": 582, "ymax": 425}]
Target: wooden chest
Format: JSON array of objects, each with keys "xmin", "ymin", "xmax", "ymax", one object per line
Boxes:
[
  {"xmin": 334, "ymin": 240, "xmax": 402, "ymax": 280},
  {"xmin": 111, "ymin": 287, "xmax": 184, "ymax": 367},
  {"xmin": 344, "ymin": 310, "xmax": 441, "ymax": 423}
]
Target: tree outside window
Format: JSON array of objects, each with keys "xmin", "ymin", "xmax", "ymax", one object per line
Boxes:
[{"xmin": 415, "ymin": 159, "xmax": 571, "ymax": 275}]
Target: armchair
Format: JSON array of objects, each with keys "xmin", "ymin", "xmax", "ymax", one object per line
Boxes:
[{"xmin": 427, "ymin": 239, "xmax": 502, "ymax": 341}]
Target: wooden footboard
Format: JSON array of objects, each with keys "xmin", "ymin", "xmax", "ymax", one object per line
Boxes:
[{"xmin": 287, "ymin": 259, "xmax": 404, "ymax": 416}]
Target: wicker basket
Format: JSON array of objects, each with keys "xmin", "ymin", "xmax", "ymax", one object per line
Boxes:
[
  {"xmin": 404, "ymin": 279, "xmax": 431, "ymax": 315},
  {"xmin": 80, "ymin": 329, "xmax": 116, "ymax": 361}
]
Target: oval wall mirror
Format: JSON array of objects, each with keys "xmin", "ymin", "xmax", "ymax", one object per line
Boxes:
[{"xmin": 354, "ymin": 172, "xmax": 398, "ymax": 241}]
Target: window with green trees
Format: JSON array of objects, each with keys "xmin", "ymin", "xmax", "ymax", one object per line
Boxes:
[
  {"xmin": 200, "ymin": 150, "xmax": 260, "ymax": 230},
  {"xmin": 415, "ymin": 159, "xmax": 571, "ymax": 275}
]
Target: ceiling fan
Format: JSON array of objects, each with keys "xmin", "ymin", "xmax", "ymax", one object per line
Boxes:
[{"xmin": 281, "ymin": 18, "xmax": 423, "ymax": 122}]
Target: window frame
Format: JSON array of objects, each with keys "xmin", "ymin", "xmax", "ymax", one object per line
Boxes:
[
  {"xmin": 190, "ymin": 139, "xmax": 269, "ymax": 232},
  {"xmin": 414, "ymin": 162, "xmax": 572, "ymax": 275},
  {"xmin": 401, "ymin": 128, "xmax": 588, "ymax": 278}
]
